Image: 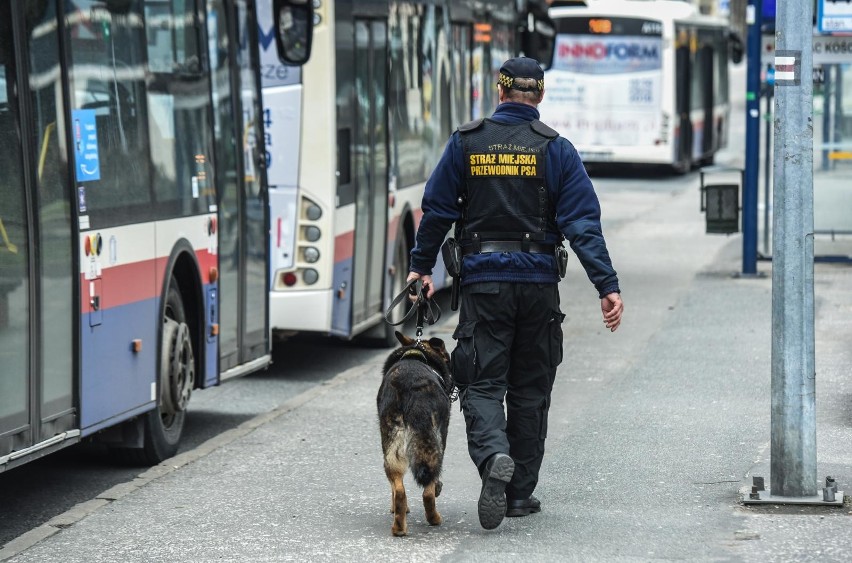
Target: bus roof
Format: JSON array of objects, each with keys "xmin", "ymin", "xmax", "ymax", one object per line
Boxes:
[{"xmin": 550, "ymin": 0, "xmax": 727, "ymax": 26}]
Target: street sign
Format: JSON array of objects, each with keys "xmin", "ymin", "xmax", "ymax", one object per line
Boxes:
[
  {"xmin": 812, "ymin": 35, "xmax": 852, "ymax": 63},
  {"xmin": 817, "ymin": 0, "xmax": 852, "ymax": 33},
  {"xmin": 761, "ymin": 34, "xmax": 852, "ymax": 66}
]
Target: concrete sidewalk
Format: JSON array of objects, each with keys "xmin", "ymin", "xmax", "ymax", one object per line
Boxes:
[{"xmin": 3, "ymin": 167, "xmax": 850, "ymax": 562}]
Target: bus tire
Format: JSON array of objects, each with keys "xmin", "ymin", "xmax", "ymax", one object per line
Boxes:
[{"xmin": 111, "ymin": 279, "xmax": 194, "ymax": 465}]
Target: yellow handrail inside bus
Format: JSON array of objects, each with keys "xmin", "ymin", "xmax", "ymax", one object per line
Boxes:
[
  {"xmin": 38, "ymin": 121, "xmax": 56, "ymax": 181},
  {"xmin": 0, "ymin": 218, "xmax": 18, "ymax": 254}
]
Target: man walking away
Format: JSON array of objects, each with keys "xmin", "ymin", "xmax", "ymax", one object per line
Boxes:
[{"xmin": 407, "ymin": 57, "xmax": 623, "ymax": 530}]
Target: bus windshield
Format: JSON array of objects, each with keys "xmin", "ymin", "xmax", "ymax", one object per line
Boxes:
[{"xmin": 540, "ymin": 16, "xmax": 664, "ymax": 150}]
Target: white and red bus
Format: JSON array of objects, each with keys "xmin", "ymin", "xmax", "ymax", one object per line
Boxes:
[
  {"xmin": 539, "ymin": 0, "xmax": 740, "ymax": 172},
  {"xmin": 0, "ymin": 0, "xmax": 311, "ymax": 471},
  {"xmin": 265, "ymin": 0, "xmax": 554, "ymax": 346}
]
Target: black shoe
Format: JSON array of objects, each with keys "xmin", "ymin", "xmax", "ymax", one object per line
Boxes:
[
  {"xmin": 477, "ymin": 453, "xmax": 514, "ymax": 530},
  {"xmin": 506, "ymin": 495, "xmax": 541, "ymax": 517}
]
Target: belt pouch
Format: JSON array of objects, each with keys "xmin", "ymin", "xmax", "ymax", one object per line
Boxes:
[
  {"xmin": 441, "ymin": 237, "xmax": 462, "ymax": 278},
  {"xmin": 556, "ymin": 245, "xmax": 569, "ymax": 278}
]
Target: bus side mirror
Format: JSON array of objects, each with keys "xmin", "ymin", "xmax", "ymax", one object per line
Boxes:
[
  {"xmin": 273, "ymin": 0, "xmax": 314, "ymax": 65},
  {"xmin": 729, "ymin": 32, "xmax": 744, "ymax": 65},
  {"xmin": 521, "ymin": 8, "xmax": 556, "ymax": 70}
]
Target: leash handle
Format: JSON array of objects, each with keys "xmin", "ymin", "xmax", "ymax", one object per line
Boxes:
[
  {"xmin": 384, "ymin": 278, "xmax": 442, "ymax": 328},
  {"xmin": 384, "ymin": 279, "xmax": 419, "ymax": 326}
]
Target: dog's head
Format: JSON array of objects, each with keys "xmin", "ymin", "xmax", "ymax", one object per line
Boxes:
[
  {"xmin": 394, "ymin": 331, "xmax": 450, "ymax": 366},
  {"xmin": 382, "ymin": 331, "xmax": 453, "ymax": 395}
]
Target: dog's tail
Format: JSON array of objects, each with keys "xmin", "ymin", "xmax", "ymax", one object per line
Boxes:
[{"xmin": 412, "ymin": 462, "xmax": 440, "ymax": 489}]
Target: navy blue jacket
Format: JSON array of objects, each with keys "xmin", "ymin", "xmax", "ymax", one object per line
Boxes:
[{"xmin": 410, "ymin": 102, "xmax": 620, "ymax": 298}]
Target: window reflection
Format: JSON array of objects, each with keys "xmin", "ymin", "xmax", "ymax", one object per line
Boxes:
[{"xmin": 0, "ymin": 3, "xmax": 31, "ymax": 435}]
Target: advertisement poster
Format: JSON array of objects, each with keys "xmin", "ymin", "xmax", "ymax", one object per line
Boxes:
[{"xmin": 538, "ymin": 34, "xmax": 663, "ymax": 150}]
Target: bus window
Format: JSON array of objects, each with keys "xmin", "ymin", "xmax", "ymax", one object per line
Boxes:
[
  {"xmin": 451, "ymin": 23, "xmax": 471, "ymax": 127},
  {"xmin": 388, "ymin": 3, "xmax": 428, "ymax": 187},
  {"xmin": 144, "ymin": 0, "xmax": 216, "ymax": 216},
  {"xmin": 0, "ymin": 6, "xmax": 31, "ymax": 444},
  {"xmin": 64, "ymin": 0, "xmax": 153, "ymax": 225}
]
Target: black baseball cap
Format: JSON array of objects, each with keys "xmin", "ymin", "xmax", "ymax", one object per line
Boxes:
[{"xmin": 498, "ymin": 57, "xmax": 544, "ymax": 92}]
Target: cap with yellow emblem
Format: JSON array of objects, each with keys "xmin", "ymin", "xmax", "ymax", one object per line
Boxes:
[{"xmin": 497, "ymin": 57, "xmax": 544, "ymax": 92}]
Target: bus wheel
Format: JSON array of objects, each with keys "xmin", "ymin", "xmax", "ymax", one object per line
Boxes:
[
  {"xmin": 149, "ymin": 281, "xmax": 195, "ymax": 460},
  {"xmin": 362, "ymin": 233, "xmax": 410, "ymax": 348},
  {"xmin": 111, "ymin": 280, "xmax": 194, "ymax": 465}
]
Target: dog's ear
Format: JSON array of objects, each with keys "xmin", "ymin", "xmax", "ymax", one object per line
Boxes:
[
  {"xmin": 427, "ymin": 337, "xmax": 446, "ymax": 353},
  {"xmin": 395, "ymin": 331, "xmax": 414, "ymax": 346}
]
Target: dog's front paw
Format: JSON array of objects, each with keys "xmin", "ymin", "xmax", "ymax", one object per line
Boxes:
[{"xmin": 435, "ymin": 480, "xmax": 443, "ymax": 497}]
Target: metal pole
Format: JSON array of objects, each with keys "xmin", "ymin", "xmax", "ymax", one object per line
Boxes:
[
  {"xmin": 763, "ymin": 77, "xmax": 772, "ymax": 257},
  {"xmin": 742, "ymin": 0, "xmax": 762, "ymax": 275},
  {"xmin": 770, "ymin": 0, "xmax": 816, "ymax": 498}
]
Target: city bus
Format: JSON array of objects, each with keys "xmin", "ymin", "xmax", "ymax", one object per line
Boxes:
[
  {"xmin": 0, "ymin": 0, "xmax": 311, "ymax": 472},
  {"xmin": 266, "ymin": 0, "xmax": 554, "ymax": 346},
  {"xmin": 538, "ymin": 0, "xmax": 741, "ymax": 172}
]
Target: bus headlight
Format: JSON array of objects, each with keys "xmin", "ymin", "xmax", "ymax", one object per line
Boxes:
[
  {"xmin": 304, "ymin": 226, "xmax": 321, "ymax": 242},
  {"xmin": 303, "ymin": 268, "xmax": 319, "ymax": 285},
  {"xmin": 303, "ymin": 247, "xmax": 320, "ymax": 263},
  {"xmin": 306, "ymin": 203, "xmax": 322, "ymax": 221}
]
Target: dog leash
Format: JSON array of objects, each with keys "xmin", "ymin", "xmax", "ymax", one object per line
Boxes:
[{"xmin": 384, "ymin": 279, "xmax": 442, "ymax": 341}]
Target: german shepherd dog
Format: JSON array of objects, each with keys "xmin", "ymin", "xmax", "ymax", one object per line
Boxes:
[{"xmin": 377, "ymin": 331, "xmax": 453, "ymax": 536}]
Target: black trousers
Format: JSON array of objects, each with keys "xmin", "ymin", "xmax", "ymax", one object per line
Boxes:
[{"xmin": 451, "ymin": 281, "xmax": 564, "ymax": 499}]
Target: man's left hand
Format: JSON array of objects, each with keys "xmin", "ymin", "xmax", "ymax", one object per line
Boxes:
[{"xmin": 601, "ymin": 292, "xmax": 623, "ymax": 332}]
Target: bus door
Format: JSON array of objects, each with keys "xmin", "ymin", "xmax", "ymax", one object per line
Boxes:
[
  {"xmin": 1, "ymin": 1, "xmax": 75, "ymax": 461},
  {"xmin": 209, "ymin": 0, "xmax": 270, "ymax": 374},
  {"xmin": 698, "ymin": 35, "xmax": 716, "ymax": 157},
  {"xmin": 675, "ymin": 29, "xmax": 693, "ymax": 170},
  {"xmin": 351, "ymin": 18, "xmax": 389, "ymax": 330}
]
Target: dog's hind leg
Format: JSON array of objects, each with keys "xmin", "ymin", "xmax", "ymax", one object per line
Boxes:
[
  {"xmin": 384, "ymin": 438, "xmax": 409, "ymax": 536},
  {"xmin": 423, "ymin": 480, "xmax": 442, "ymax": 526},
  {"xmin": 388, "ymin": 471, "xmax": 408, "ymax": 536}
]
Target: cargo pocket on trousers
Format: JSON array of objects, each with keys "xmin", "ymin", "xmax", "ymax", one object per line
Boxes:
[
  {"xmin": 548, "ymin": 309, "xmax": 566, "ymax": 369},
  {"xmin": 451, "ymin": 320, "xmax": 477, "ymax": 387}
]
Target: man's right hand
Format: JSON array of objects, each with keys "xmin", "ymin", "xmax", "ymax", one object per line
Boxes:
[{"xmin": 406, "ymin": 272, "xmax": 435, "ymax": 301}]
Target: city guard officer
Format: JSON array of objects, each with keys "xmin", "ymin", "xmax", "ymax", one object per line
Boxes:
[{"xmin": 407, "ymin": 56, "xmax": 623, "ymax": 530}]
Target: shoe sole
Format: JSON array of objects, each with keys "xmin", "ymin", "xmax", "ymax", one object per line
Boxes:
[{"xmin": 478, "ymin": 455, "xmax": 514, "ymax": 530}]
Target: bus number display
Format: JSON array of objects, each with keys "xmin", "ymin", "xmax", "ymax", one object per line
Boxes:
[
  {"xmin": 641, "ymin": 22, "xmax": 663, "ymax": 35},
  {"xmin": 588, "ymin": 19, "xmax": 612, "ymax": 34}
]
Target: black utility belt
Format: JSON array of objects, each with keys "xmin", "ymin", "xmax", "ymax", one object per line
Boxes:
[{"xmin": 461, "ymin": 241, "xmax": 555, "ymax": 256}]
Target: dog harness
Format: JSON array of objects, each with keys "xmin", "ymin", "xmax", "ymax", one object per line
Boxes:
[{"xmin": 397, "ymin": 348, "xmax": 454, "ymax": 403}]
